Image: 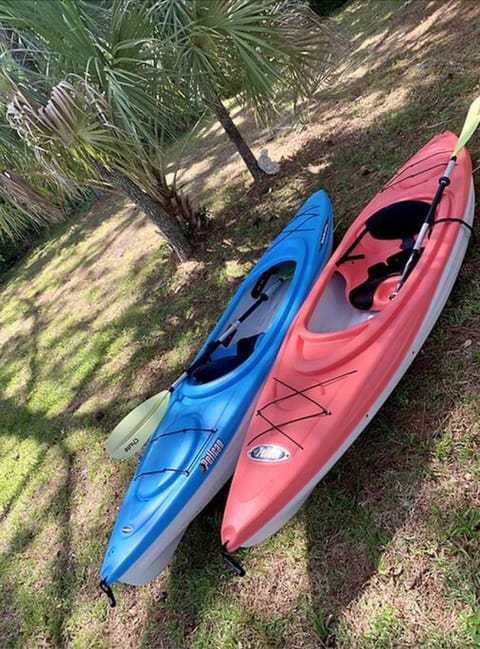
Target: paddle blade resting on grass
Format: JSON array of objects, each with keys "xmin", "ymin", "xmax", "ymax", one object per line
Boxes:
[{"xmin": 106, "ymin": 390, "xmax": 170, "ymax": 460}]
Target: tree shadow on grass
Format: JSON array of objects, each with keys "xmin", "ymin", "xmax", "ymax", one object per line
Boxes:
[
  {"xmin": 137, "ymin": 485, "xmax": 233, "ymax": 649},
  {"xmin": 0, "ymin": 433, "xmax": 75, "ymax": 647},
  {"xmin": 0, "ymin": 195, "xmax": 132, "ymax": 292},
  {"xmin": 0, "ymin": 185, "xmax": 268, "ymax": 647},
  {"xmin": 124, "ymin": 3, "xmax": 480, "ymax": 642},
  {"xmin": 1, "ymin": 2, "xmax": 479, "ymax": 646}
]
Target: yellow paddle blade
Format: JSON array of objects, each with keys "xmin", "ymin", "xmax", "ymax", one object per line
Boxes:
[
  {"xmin": 453, "ymin": 96, "xmax": 480, "ymax": 156},
  {"xmin": 106, "ymin": 390, "xmax": 171, "ymax": 460}
]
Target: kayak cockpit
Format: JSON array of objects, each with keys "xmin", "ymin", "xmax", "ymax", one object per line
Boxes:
[
  {"xmin": 308, "ymin": 200, "xmax": 430, "ymax": 333},
  {"xmin": 191, "ymin": 261, "xmax": 296, "ymax": 384},
  {"xmin": 190, "ymin": 333, "xmax": 263, "ymax": 383},
  {"xmin": 308, "ymin": 271, "xmax": 376, "ymax": 333}
]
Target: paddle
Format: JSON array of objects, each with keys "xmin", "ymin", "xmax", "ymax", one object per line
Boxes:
[
  {"xmin": 106, "ymin": 391, "xmax": 171, "ymax": 460},
  {"xmin": 391, "ymin": 96, "xmax": 480, "ymax": 299},
  {"xmin": 106, "ymin": 264, "xmax": 294, "ymax": 460}
]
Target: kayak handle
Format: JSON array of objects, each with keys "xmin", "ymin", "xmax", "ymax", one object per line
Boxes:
[
  {"xmin": 221, "ymin": 545, "xmax": 246, "ymax": 577},
  {"xmin": 100, "ymin": 579, "xmax": 116, "ymax": 608}
]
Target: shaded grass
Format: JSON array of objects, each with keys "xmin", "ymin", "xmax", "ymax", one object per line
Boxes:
[{"xmin": 1, "ymin": 1, "xmax": 480, "ymax": 647}]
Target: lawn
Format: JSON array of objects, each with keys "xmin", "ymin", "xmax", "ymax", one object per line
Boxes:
[{"xmin": 1, "ymin": 1, "xmax": 479, "ymax": 647}]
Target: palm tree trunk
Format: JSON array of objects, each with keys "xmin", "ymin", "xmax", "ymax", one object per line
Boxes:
[
  {"xmin": 150, "ymin": 169, "xmax": 204, "ymax": 233},
  {"xmin": 90, "ymin": 160, "xmax": 192, "ymax": 262},
  {"xmin": 203, "ymin": 84, "xmax": 265, "ymax": 182}
]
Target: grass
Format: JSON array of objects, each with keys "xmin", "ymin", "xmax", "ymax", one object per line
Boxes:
[{"xmin": 1, "ymin": 1, "xmax": 480, "ymax": 647}]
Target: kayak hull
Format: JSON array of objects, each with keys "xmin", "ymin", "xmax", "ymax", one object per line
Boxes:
[
  {"xmin": 101, "ymin": 190, "xmax": 333, "ymax": 585},
  {"xmin": 221, "ymin": 132, "xmax": 475, "ymax": 552},
  {"xmin": 119, "ymin": 400, "xmax": 255, "ymax": 585}
]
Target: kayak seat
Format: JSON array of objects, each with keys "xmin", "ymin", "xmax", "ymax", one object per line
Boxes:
[
  {"xmin": 365, "ymin": 200, "xmax": 430, "ymax": 240},
  {"xmin": 337, "ymin": 200, "xmax": 430, "ymax": 265},
  {"xmin": 191, "ymin": 334, "xmax": 263, "ymax": 383},
  {"xmin": 349, "ymin": 249, "xmax": 421, "ymax": 310},
  {"xmin": 337, "ymin": 200, "xmax": 430, "ymax": 311}
]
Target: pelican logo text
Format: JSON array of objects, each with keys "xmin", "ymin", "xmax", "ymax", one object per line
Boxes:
[
  {"xmin": 248, "ymin": 444, "xmax": 290, "ymax": 463},
  {"xmin": 124, "ymin": 438, "xmax": 139, "ymax": 453},
  {"xmin": 199, "ymin": 439, "xmax": 224, "ymax": 472}
]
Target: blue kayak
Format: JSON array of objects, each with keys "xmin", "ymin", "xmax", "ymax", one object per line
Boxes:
[{"xmin": 100, "ymin": 190, "xmax": 333, "ymax": 589}]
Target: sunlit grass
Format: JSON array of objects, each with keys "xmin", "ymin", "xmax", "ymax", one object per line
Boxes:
[{"xmin": 1, "ymin": 1, "xmax": 480, "ymax": 647}]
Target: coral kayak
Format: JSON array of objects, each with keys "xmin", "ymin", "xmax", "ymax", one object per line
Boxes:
[
  {"xmin": 100, "ymin": 190, "xmax": 333, "ymax": 589},
  {"xmin": 221, "ymin": 131, "xmax": 474, "ymax": 552}
]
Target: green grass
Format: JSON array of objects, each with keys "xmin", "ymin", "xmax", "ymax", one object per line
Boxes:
[{"xmin": 1, "ymin": 1, "xmax": 480, "ymax": 647}]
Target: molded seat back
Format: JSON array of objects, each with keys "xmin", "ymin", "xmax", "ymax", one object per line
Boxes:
[
  {"xmin": 365, "ymin": 200, "xmax": 430, "ymax": 240},
  {"xmin": 349, "ymin": 249, "xmax": 416, "ymax": 310}
]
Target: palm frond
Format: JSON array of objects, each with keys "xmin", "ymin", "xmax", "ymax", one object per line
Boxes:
[
  {"xmin": 0, "ymin": 170, "xmax": 62, "ymax": 220},
  {"xmin": 152, "ymin": 0, "xmax": 334, "ymax": 120},
  {"xmin": 0, "ymin": 186, "xmax": 57, "ymax": 241},
  {"xmin": 6, "ymin": 78, "xmax": 170, "ymax": 202}
]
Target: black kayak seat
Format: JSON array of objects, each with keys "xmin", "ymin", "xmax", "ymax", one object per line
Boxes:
[
  {"xmin": 349, "ymin": 249, "xmax": 423, "ymax": 310},
  {"xmin": 191, "ymin": 333, "xmax": 264, "ymax": 383}
]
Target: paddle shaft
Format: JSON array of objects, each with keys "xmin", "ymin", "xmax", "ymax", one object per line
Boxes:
[{"xmin": 391, "ymin": 156, "xmax": 456, "ymax": 297}]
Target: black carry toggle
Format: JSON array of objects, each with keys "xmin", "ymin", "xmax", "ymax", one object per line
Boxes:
[
  {"xmin": 100, "ymin": 579, "xmax": 117, "ymax": 608},
  {"xmin": 221, "ymin": 545, "xmax": 246, "ymax": 577}
]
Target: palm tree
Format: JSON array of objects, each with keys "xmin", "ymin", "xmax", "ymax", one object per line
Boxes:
[
  {"xmin": 0, "ymin": 0, "xmax": 202, "ymax": 261},
  {"xmin": 4, "ymin": 77, "xmax": 203, "ymax": 261},
  {"xmin": 0, "ymin": 0, "xmax": 334, "ymax": 257},
  {"xmin": 153, "ymin": 0, "xmax": 331, "ymax": 181}
]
